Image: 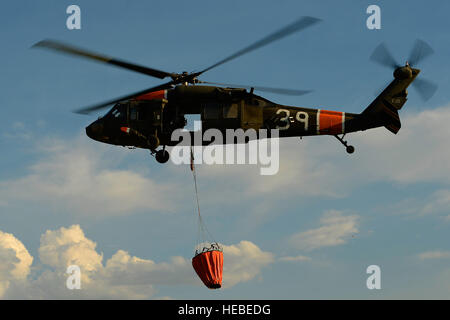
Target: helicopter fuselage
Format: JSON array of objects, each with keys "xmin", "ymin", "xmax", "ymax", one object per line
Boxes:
[{"xmin": 85, "ymin": 85, "xmax": 366, "ymax": 150}]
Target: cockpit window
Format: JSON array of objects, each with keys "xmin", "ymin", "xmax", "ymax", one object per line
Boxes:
[
  {"xmin": 107, "ymin": 104, "xmax": 126, "ymax": 119},
  {"xmin": 112, "ymin": 108, "xmax": 123, "ymax": 118}
]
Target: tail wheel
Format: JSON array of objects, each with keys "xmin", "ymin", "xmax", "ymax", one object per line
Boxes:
[
  {"xmin": 155, "ymin": 149, "xmax": 170, "ymax": 163},
  {"xmin": 334, "ymin": 134, "xmax": 355, "ymax": 154}
]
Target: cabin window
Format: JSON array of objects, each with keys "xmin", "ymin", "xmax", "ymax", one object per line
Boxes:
[
  {"xmin": 130, "ymin": 107, "xmax": 138, "ymax": 121},
  {"xmin": 223, "ymin": 103, "xmax": 238, "ymax": 118}
]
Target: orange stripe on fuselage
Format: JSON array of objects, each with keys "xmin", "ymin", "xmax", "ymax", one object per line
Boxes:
[
  {"xmin": 319, "ymin": 110, "xmax": 344, "ymax": 135},
  {"xmin": 136, "ymin": 90, "xmax": 167, "ymax": 100}
]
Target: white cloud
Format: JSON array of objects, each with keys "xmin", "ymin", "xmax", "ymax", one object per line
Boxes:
[
  {"xmin": 0, "ymin": 136, "xmax": 179, "ymax": 217},
  {"xmin": 222, "ymin": 240, "xmax": 274, "ymax": 288},
  {"xmin": 349, "ymin": 106, "xmax": 450, "ymax": 184},
  {"xmin": 39, "ymin": 225, "xmax": 103, "ymax": 273},
  {"xmin": 0, "ymin": 225, "xmax": 274, "ymax": 299},
  {"xmin": 0, "ymin": 231, "xmax": 33, "ymax": 297},
  {"xmin": 417, "ymin": 251, "xmax": 450, "ymax": 260},
  {"xmin": 197, "ymin": 140, "xmax": 347, "ymax": 200},
  {"xmin": 289, "ymin": 210, "xmax": 359, "ymax": 251}
]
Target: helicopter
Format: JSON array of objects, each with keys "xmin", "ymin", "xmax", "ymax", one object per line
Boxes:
[{"xmin": 33, "ymin": 16, "xmax": 437, "ymax": 164}]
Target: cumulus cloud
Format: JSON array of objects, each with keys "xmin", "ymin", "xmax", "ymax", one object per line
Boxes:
[
  {"xmin": 0, "ymin": 231, "xmax": 33, "ymax": 297},
  {"xmin": 289, "ymin": 210, "xmax": 359, "ymax": 251},
  {"xmin": 39, "ymin": 225, "xmax": 103, "ymax": 273},
  {"xmin": 0, "ymin": 225, "xmax": 274, "ymax": 299},
  {"xmin": 0, "ymin": 136, "xmax": 178, "ymax": 217},
  {"xmin": 222, "ymin": 241, "xmax": 274, "ymax": 288}
]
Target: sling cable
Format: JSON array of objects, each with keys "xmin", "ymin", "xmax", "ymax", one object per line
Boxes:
[{"xmin": 190, "ymin": 146, "xmax": 223, "ymax": 289}]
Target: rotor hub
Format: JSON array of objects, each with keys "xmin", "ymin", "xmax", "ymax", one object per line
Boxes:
[{"xmin": 393, "ymin": 65, "xmax": 413, "ymax": 80}]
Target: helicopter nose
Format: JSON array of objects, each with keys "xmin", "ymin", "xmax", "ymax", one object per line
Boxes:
[{"xmin": 86, "ymin": 122, "xmax": 104, "ymax": 139}]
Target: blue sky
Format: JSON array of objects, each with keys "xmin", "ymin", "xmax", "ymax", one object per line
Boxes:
[{"xmin": 0, "ymin": 0, "xmax": 450, "ymax": 299}]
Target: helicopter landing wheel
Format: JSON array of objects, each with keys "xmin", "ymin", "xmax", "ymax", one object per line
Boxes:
[
  {"xmin": 334, "ymin": 134, "xmax": 355, "ymax": 154},
  {"xmin": 155, "ymin": 149, "xmax": 170, "ymax": 164}
]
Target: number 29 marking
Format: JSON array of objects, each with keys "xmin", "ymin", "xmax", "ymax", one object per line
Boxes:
[{"xmin": 276, "ymin": 109, "xmax": 309, "ymax": 131}]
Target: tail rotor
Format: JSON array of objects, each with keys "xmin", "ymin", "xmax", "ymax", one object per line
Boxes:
[{"xmin": 370, "ymin": 39, "xmax": 437, "ymax": 101}]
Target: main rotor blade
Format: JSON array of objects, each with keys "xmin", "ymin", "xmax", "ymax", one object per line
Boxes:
[
  {"xmin": 197, "ymin": 16, "xmax": 321, "ymax": 75},
  {"xmin": 412, "ymin": 78, "xmax": 438, "ymax": 101},
  {"xmin": 408, "ymin": 39, "xmax": 434, "ymax": 66},
  {"xmin": 33, "ymin": 40, "xmax": 176, "ymax": 80},
  {"xmin": 200, "ymin": 81, "xmax": 312, "ymax": 96},
  {"xmin": 73, "ymin": 82, "xmax": 174, "ymax": 114},
  {"xmin": 370, "ymin": 43, "xmax": 400, "ymax": 69}
]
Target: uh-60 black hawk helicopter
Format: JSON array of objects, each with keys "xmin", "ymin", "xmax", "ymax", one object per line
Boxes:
[{"xmin": 34, "ymin": 16, "xmax": 437, "ymax": 164}]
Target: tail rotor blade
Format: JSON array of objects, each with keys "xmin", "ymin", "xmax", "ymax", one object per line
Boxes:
[
  {"xmin": 370, "ymin": 42, "xmax": 400, "ymax": 69},
  {"xmin": 412, "ymin": 78, "xmax": 438, "ymax": 101},
  {"xmin": 408, "ymin": 39, "xmax": 434, "ymax": 66}
]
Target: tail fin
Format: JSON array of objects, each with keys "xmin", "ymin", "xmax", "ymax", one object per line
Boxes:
[
  {"xmin": 384, "ymin": 108, "xmax": 401, "ymax": 134},
  {"xmin": 363, "ymin": 94, "xmax": 403, "ymax": 134},
  {"xmin": 361, "ymin": 70, "xmax": 418, "ymax": 134}
]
